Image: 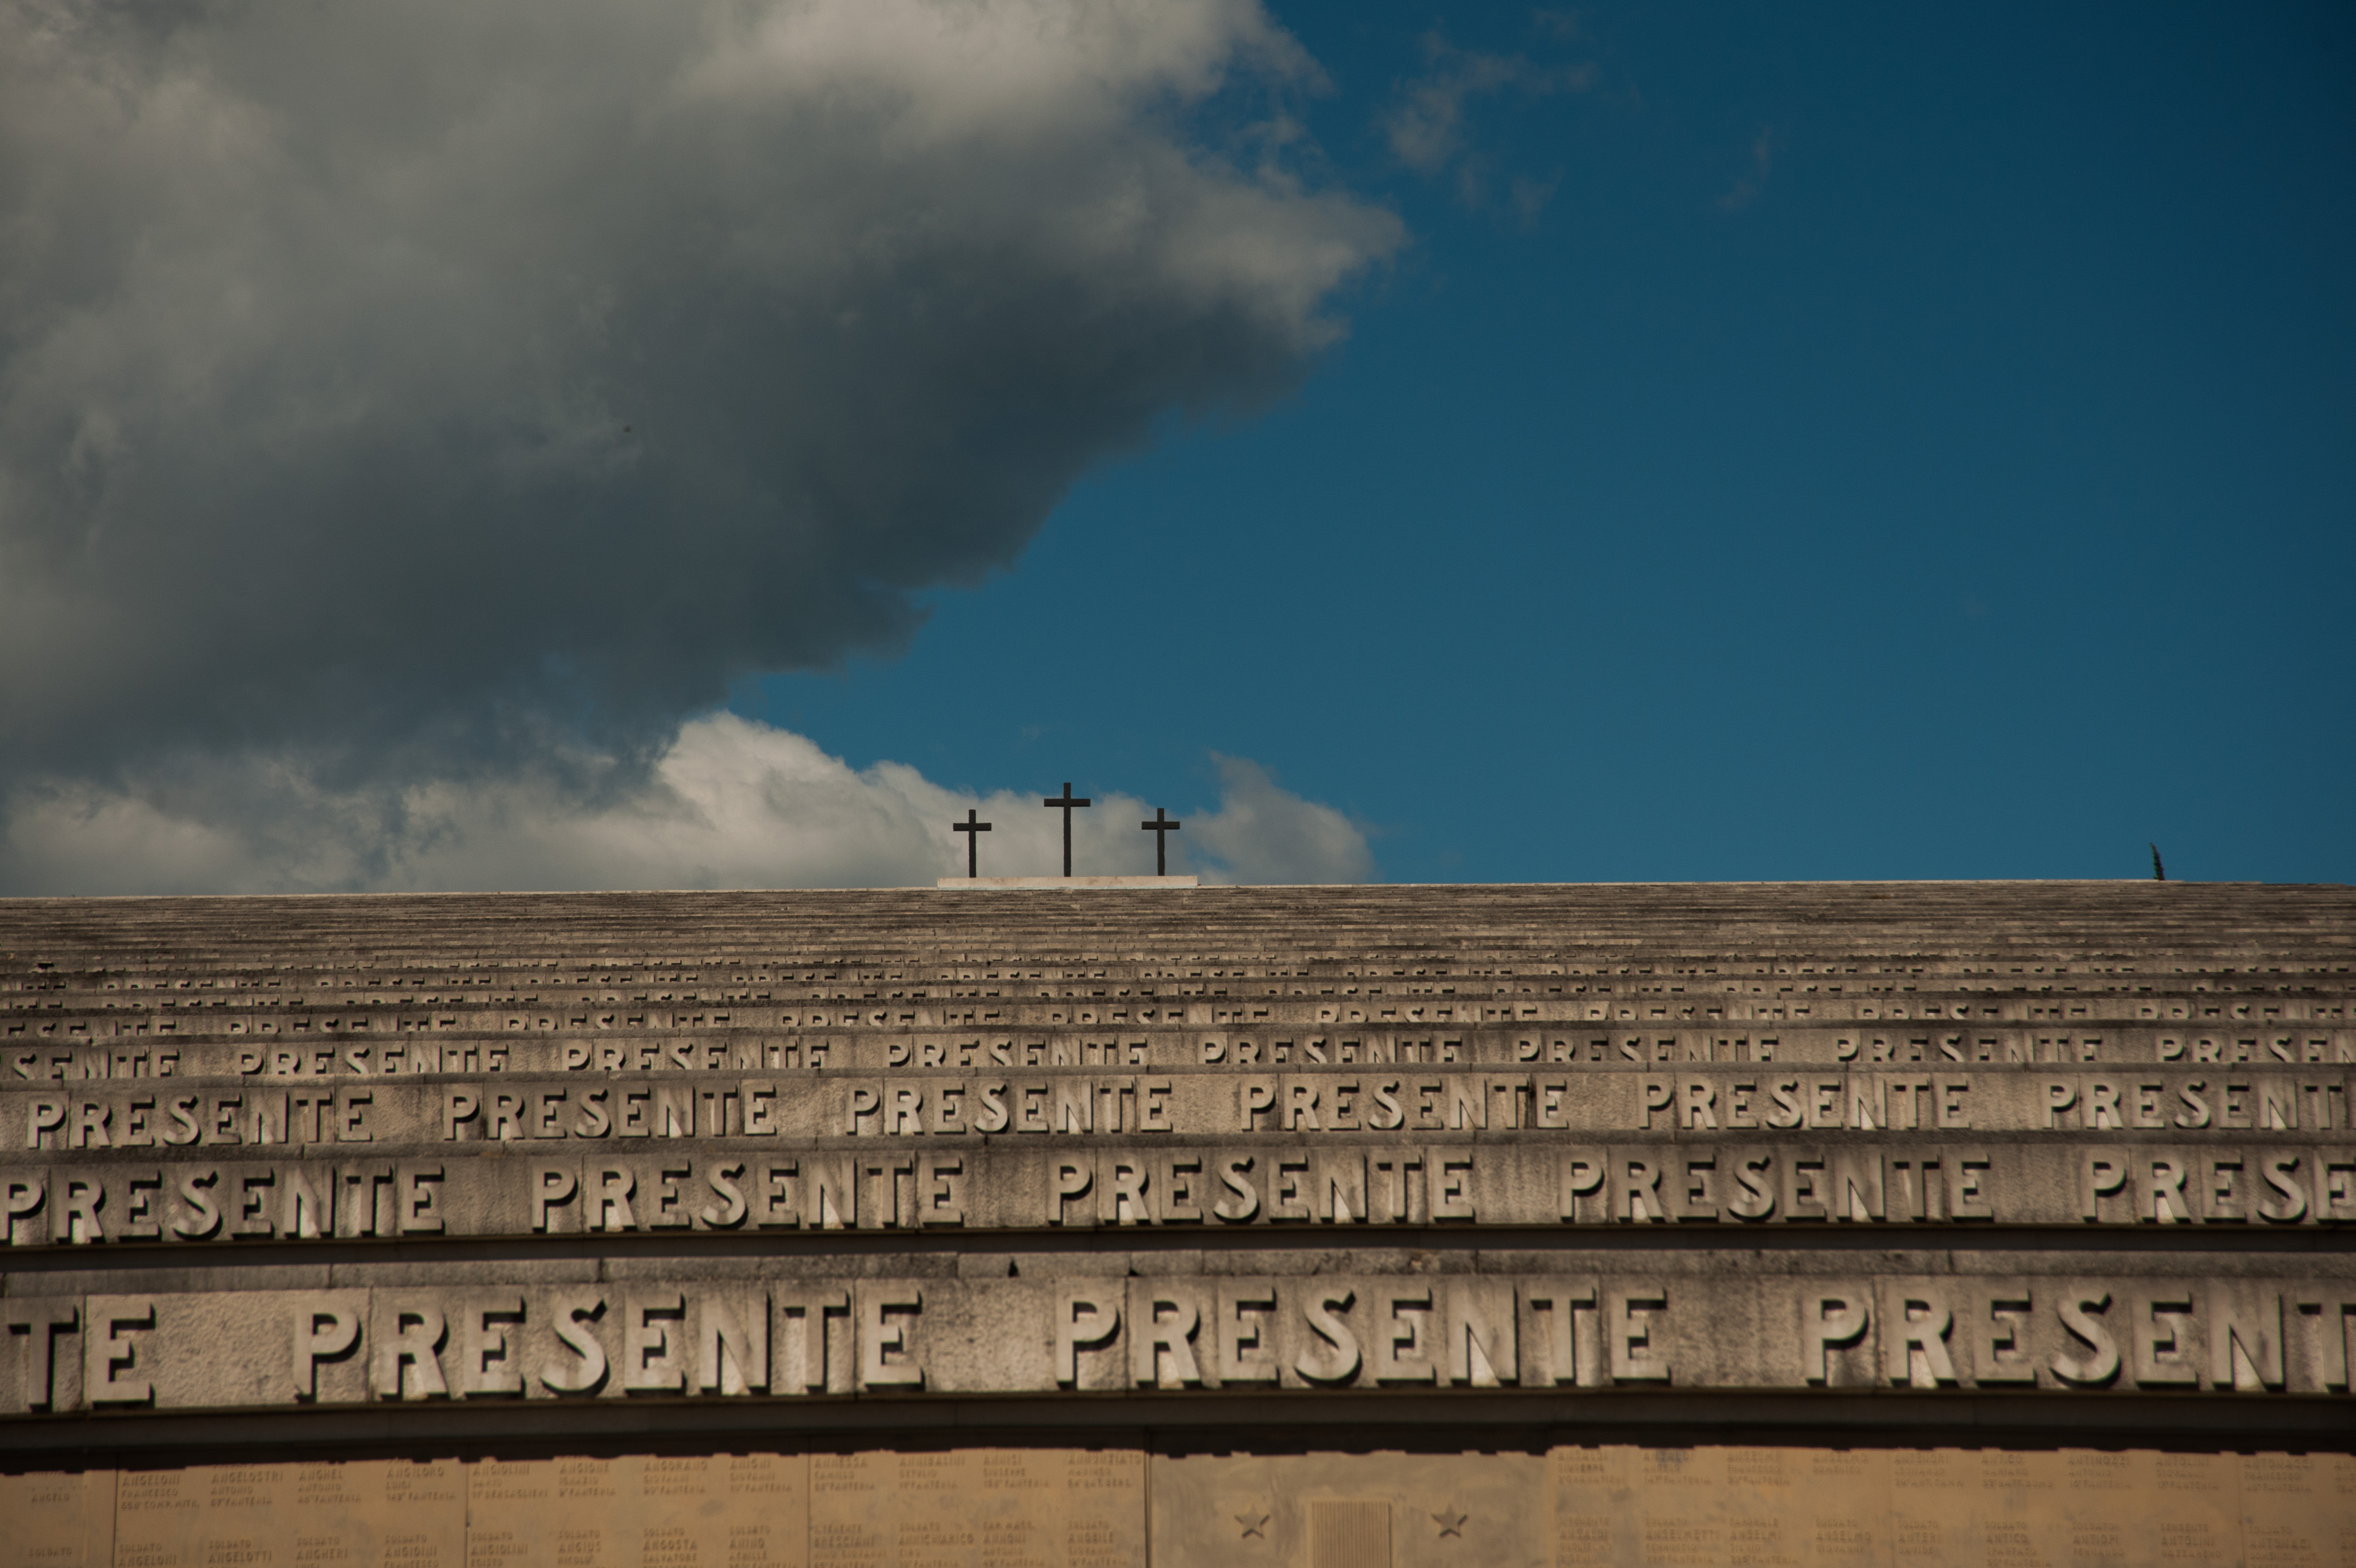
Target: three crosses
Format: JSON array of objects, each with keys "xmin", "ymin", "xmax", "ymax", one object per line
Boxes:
[{"xmin": 951, "ymin": 784, "xmax": 1182, "ymax": 879}]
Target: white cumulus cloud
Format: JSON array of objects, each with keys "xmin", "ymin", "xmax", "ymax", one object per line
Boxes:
[{"xmin": 0, "ymin": 715, "xmax": 1374, "ymax": 894}]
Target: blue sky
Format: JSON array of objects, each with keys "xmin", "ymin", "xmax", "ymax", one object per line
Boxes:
[
  {"xmin": 3, "ymin": 0, "xmax": 2347, "ymax": 892},
  {"xmin": 743, "ymin": 3, "xmax": 2356, "ymax": 885}
]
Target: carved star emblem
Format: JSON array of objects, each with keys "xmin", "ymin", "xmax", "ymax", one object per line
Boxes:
[
  {"xmin": 1433, "ymin": 1508, "xmax": 1468, "ymax": 1538},
  {"xmin": 1235, "ymin": 1511, "xmax": 1269, "ymax": 1539}
]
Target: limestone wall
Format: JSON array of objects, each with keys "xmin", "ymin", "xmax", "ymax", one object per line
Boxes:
[
  {"xmin": 2, "ymin": 882, "xmax": 2351, "ymax": 1563},
  {"xmin": 8, "ymin": 1446, "xmax": 2354, "ymax": 1567}
]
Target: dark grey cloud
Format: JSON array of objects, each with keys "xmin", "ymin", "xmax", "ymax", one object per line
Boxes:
[{"xmin": 0, "ymin": 0, "xmax": 1400, "ymax": 793}]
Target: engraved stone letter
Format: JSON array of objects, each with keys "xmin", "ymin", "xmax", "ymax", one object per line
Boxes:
[
  {"xmin": 1606, "ymin": 1283, "xmax": 1670, "ymax": 1383},
  {"xmin": 85, "ymin": 1297, "xmax": 156, "ymax": 1406},
  {"xmin": 1803, "ymin": 1289, "xmax": 1870, "ymax": 1386},
  {"xmin": 370, "ymin": 1295, "xmax": 450, "ymax": 1400},
  {"xmin": 541, "ymin": 1289, "xmax": 609, "ymax": 1395},
  {"xmin": 1127, "ymin": 1281, "xmax": 1205, "ymax": 1390},
  {"xmin": 1055, "ymin": 1288, "xmax": 1121, "ymax": 1387},
  {"xmin": 292, "ymin": 1296, "xmax": 360, "ymax": 1400},
  {"xmin": 858, "ymin": 1285, "xmax": 923, "ymax": 1389}
]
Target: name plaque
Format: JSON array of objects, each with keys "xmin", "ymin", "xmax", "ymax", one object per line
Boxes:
[
  {"xmin": 15, "ymin": 1024, "xmax": 2355, "ymax": 1080},
  {"xmin": 8, "ymin": 1269, "xmax": 2353, "ymax": 1413},
  {"xmin": 10, "ymin": 1140, "xmax": 2355, "ymax": 1246},
  {"xmin": 13, "ymin": 1066, "xmax": 2353, "ymax": 1148}
]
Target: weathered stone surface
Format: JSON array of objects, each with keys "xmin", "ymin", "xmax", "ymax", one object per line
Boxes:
[
  {"xmin": 0, "ymin": 1466, "xmax": 114, "ymax": 1566},
  {"xmin": 10, "ymin": 1447, "xmax": 2355, "ymax": 1566},
  {"xmin": 108, "ymin": 1458, "xmax": 467, "ymax": 1568},
  {"xmin": 7, "ymin": 1266, "xmax": 2355, "ymax": 1411},
  {"xmin": 8, "ymin": 1137, "xmax": 2354, "ymax": 1248},
  {"xmin": 4, "ymin": 881, "xmax": 2351, "ymax": 1537}
]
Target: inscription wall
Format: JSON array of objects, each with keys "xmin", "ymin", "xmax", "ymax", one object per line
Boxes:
[
  {"xmin": 9, "ymin": 1268, "xmax": 2356, "ymax": 1415},
  {"xmin": 12, "ymin": 1138, "xmax": 2356, "ymax": 1246},
  {"xmin": 5, "ymin": 883, "xmax": 2351, "ymax": 1465},
  {"xmin": 6, "ymin": 1447, "xmax": 2353, "ymax": 1567}
]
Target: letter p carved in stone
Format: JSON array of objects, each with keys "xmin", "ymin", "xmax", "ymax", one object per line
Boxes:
[
  {"xmin": 1803, "ymin": 1288, "xmax": 1870, "ymax": 1386},
  {"xmin": 1055, "ymin": 1288, "xmax": 1120, "ymax": 1387},
  {"xmin": 290, "ymin": 1293, "xmax": 361, "ymax": 1400}
]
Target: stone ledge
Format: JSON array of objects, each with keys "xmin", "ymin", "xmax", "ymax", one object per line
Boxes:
[
  {"xmin": 9, "ymin": 1390, "xmax": 2351, "ymax": 1454},
  {"xmin": 934, "ymin": 875, "xmax": 1199, "ymax": 888}
]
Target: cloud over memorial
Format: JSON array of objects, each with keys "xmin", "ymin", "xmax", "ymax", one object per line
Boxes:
[
  {"xmin": 0, "ymin": 0, "xmax": 1398, "ymax": 884},
  {"xmin": 0, "ymin": 715, "xmax": 1376, "ymax": 893}
]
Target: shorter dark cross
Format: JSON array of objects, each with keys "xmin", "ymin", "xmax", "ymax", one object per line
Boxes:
[
  {"xmin": 952, "ymin": 809, "xmax": 992, "ymax": 878},
  {"xmin": 1042, "ymin": 782, "xmax": 1091, "ymax": 877},
  {"xmin": 1140, "ymin": 808, "xmax": 1182, "ymax": 877}
]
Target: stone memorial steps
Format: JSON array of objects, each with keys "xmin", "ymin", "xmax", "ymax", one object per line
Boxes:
[
  {"xmin": 2, "ymin": 878, "xmax": 2353, "ymax": 1481},
  {"xmin": 4, "ymin": 881, "xmax": 2346, "ymax": 953},
  {"xmin": 6, "ymin": 887, "xmax": 2349, "ymax": 1050}
]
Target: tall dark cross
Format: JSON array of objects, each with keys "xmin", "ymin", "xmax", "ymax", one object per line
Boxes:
[
  {"xmin": 1140, "ymin": 808, "xmax": 1182, "ymax": 877},
  {"xmin": 952, "ymin": 809, "xmax": 991, "ymax": 879},
  {"xmin": 1041, "ymin": 782, "xmax": 1091, "ymax": 877}
]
